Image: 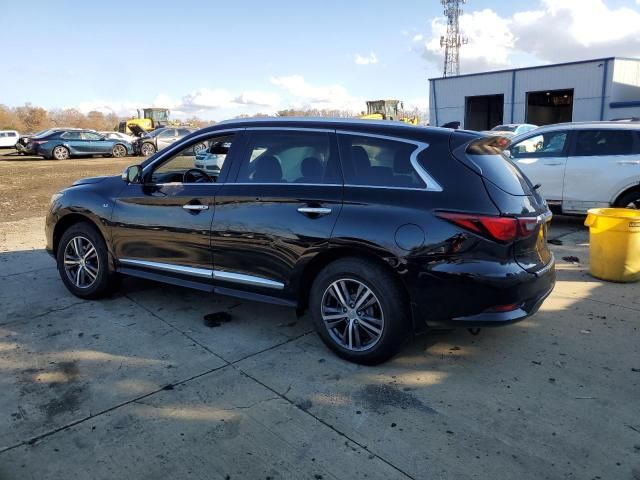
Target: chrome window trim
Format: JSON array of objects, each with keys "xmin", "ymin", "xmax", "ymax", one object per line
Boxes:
[
  {"xmin": 141, "ymin": 128, "xmax": 244, "ymax": 179},
  {"xmin": 336, "ymin": 129, "xmax": 443, "ymax": 193},
  {"xmin": 230, "ymin": 182, "xmax": 342, "ymax": 187},
  {"xmin": 118, "ymin": 259, "xmax": 284, "ymax": 290},
  {"xmin": 245, "ymin": 127, "xmax": 334, "ymax": 133}
]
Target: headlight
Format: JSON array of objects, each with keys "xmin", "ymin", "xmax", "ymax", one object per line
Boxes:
[{"xmin": 50, "ymin": 192, "xmax": 64, "ymax": 205}]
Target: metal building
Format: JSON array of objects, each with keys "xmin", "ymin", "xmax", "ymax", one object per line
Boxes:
[{"xmin": 429, "ymin": 57, "xmax": 640, "ymax": 130}]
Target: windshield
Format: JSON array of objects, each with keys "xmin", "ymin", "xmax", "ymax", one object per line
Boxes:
[
  {"xmin": 491, "ymin": 125, "xmax": 517, "ymax": 132},
  {"xmin": 148, "ymin": 129, "xmax": 165, "ymax": 137}
]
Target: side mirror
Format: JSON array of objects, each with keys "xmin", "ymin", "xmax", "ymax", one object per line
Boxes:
[
  {"xmin": 122, "ymin": 164, "xmax": 142, "ymax": 184},
  {"xmin": 504, "ymin": 149, "xmax": 512, "ymax": 158}
]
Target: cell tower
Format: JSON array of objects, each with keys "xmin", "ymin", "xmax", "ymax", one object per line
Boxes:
[{"xmin": 440, "ymin": 0, "xmax": 468, "ymax": 77}]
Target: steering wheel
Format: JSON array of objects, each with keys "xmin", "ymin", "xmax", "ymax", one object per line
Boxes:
[{"xmin": 183, "ymin": 168, "xmax": 213, "ymax": 183}]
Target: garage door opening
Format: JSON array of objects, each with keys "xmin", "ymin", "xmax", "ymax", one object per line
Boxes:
[
  {"xmin": 526, "ymin": 89, "xmax": 573, "ymax": 125},
  {"xmin": 464, "ymin": 94, "xmax": 504, "ymax": 131}
]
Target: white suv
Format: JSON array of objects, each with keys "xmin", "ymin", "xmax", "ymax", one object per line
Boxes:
[{"xmin": 508, "ymin": 122, "xmax": 640, "ymax": 213}]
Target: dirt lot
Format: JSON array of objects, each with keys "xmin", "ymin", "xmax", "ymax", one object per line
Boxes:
[
  {"xmin": 0, "ymin": 149, "xmax": 136, "ymax": 223},
  {"xmin": 0, "ymin": 148, "xmax": 639, "ymax": 479}
]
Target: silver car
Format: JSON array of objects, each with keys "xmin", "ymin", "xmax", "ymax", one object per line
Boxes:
[{"xmin": 135, "ymin": 127, "xmax": 198, "ymax": 156}]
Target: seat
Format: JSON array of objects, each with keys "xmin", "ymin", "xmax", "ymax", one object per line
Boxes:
[
  {"xmin": 393, "ymin": 150, "xmax": 417, "ymax": 187},
  {"xmin": 252, "ymin": 155, "xmax": 283, "ymax": 183},
  {"xmin": 295, "ymin": 157, "xmax": 323, "ymax": 183},
  {"xmin": 351, "ymin": 146, "xmax": 372, "ymax": 176}
]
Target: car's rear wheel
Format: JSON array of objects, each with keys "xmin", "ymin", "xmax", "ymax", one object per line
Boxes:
[
  {"xmin": 194, "ymin": 142, "xmax": 207, "ymax": 154},
  {"xmin": 56, "ymin": 222, "xmax": 116, "ymax": 299},
  {"xmin": 112, "ymin": 144, "xmax": 127, "ymax": 158},
  {"xmin": 614, "ymin": 188, "xmax": 640, "ymax": 209},
  {"xmin": 141, "ymin": 143, "xmax": 156, "ymax": 156},
  {"xmin": 309, "ymin": 258, "xmax": 409, "ymax": 364},
  {"xmin": 52, "ymin": 146, "xmax": 70, "ymax": 160}
]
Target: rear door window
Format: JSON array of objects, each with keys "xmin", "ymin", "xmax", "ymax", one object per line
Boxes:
[
  {"xmin": 236, "ymin": 130, "xmax": 339, "ymax": 184},
  {"xmin": 61, "ymin": 131, "xmax": 82, "ymax": 140},
  {"xmin": 337, "ymin": 134, "xmax": 426, "ymax": 188},
  {"xmin": 573, "ymin": 129, "xmax": 634, "ymax": 156}
]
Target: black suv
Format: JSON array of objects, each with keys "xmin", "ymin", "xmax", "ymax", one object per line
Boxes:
[{"xmin": 46, "ymin": 118, "xmax": 555, "ymax": 364}]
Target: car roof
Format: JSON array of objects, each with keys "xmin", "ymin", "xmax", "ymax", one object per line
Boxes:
[{"xmin": 211, "ymin": 117, "xmax": 454, "ymax": 140}]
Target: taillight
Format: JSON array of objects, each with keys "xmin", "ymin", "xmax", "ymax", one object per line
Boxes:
[{"xmin": 436, "ymin": 212, "xmax": 538, "ymax": 243}]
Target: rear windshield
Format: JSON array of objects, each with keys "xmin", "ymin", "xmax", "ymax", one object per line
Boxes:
[
  {"xmin": 465, "ymin": 153, "xmax": 533, "ymax": 196},
  {"xmin": 491, "ymin": 125, "xmax": 517, "ymax": 132}
]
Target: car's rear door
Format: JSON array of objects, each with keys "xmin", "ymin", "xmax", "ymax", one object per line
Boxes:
[
  {"xmin": 510, "ymin": 130, "xmax": 570, "ymax": 208},
  {"xmin": 563, "ymin": 128, "xmax": 640, "ymax": 212},
  {"xmin": 211, "ymin": 127, "xmax": 343, "ymax": 301}
]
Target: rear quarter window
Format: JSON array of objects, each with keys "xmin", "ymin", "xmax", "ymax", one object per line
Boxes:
[{"xmin": 337, "ymin": 134, "xmax": 426, "ymax": 189}]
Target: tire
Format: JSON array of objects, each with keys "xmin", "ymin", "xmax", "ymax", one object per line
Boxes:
[
  {"xmin": 194, "ymin": 142, "xmax": 207, "ymax": 154},
  {"xmin": 309, "ymin": 258, "xmax": 409, "ymax": 365},
  {"xmin": 140, "ymin": 142, "xmax": 156, "ymax": 156},
  {"xmin": 56, "ymin": 222, "xmax": 117, "ymax": 299},
  {"xmin": 52, "ymin": 145, "xmax": 70, "ymax": 160},
  {"xmin": 614, "ymin": 188, "xmax": 640, "ymax": 209},
  {"xmin": 112, "ymin": 144, "xmax": 127, "ymax": 158}
]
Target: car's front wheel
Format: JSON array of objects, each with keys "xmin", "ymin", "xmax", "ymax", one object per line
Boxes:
[
  {"xmin": 52, "ymin": 145, "xmax": 70, "ymax": 160},
  {"xmin": 309, "ymin": 258, "xmax": 409, "ymax": 364},
  {"xmin": 140, "ymin": 143, "xmax": 156, "ymax": 156},
  {"xmin": 56, "ymin": 222, "xmax": 117, "ymax": 299}
]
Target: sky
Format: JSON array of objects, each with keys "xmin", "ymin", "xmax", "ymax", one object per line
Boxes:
[{"xmin": 2, "ymin": 0, "xmax": 640, "ymax": 121}]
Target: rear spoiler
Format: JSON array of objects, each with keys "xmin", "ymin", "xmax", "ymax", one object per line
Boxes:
[{"xmin": 465, "ymin": 135, "xmax": 511, "ymax": 155}]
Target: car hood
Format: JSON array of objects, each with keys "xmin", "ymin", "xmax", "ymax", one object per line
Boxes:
[
  {"xmin": 128, "ymin": 125, "xmax": 148, "ymax": 137},
  {"xmin": 72, "ymin": 176, "xmax": 111, "ymax": 186}
]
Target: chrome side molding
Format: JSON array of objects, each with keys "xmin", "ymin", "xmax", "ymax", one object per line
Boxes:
[{"xmin": 118, "ymin": 259, "xmax": 284, "ymax": 290}]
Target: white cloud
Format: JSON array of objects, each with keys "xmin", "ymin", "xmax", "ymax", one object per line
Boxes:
[
  {"xmin": 270, "ymin": 75, "xmax": 363, "ymax": 111},
  {"xmin": 354, "ymin": 52, "xmax": 379, "ymax": 65},
  {"xmin": 415, "ymin": 0, "xmax": 640, "ymax": 73},
  {"xmin": 412, "ymin": 34, "xmax": 423, "ymax": 42}
]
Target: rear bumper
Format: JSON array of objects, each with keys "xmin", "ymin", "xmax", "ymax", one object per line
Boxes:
[{"xmin": 409, "ymin": 254, "xmax": 556, "ymax": 330}]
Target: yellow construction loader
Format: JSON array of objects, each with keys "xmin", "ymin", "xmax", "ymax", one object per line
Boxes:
[
  {"xmin": 359, "ymin": 100, "xmax": 418, "ymax": 125},
  {"xmin": 117, "ymin": 108, "xmax": 172, "ymax": 135}
]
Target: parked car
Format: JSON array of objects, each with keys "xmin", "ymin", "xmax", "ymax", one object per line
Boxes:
[
  {"xmin": 100, "ymin": 131, "xmax": 137, "ymax": 144},
  {"xmin": 0, "ymin": 130, "xmax": 20, "ymax": 148},
  {"xmin": 509, "ymin": 121, "xmax": 640, "ymax": 212},
  {"xmin": 46, "ymin": 118, "xmax": 555, "ymax": 364},
  {"xmin": 484, "ymin": 124, "xmax": 538, "ymax": 138},
  {"xmin": 133, "ymin": 127, "xmax": 200, "ymax": 156},
  {"xmin": 34, "ymin": 129, "xmax": 133, "ymax": 160},
  {"xmin": 193, "ymin": 140, "xmax": 231, "ymax": 176},
  {"xmin": 15, "ymin": 128, "xmax": 83, "ymax": 155}
]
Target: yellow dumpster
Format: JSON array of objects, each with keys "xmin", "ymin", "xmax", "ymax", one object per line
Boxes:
[{"xmin": 584, "ymin": 208, "xmax": 640, "ymax": 282}]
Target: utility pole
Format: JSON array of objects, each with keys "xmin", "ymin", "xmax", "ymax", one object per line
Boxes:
[{"xmin": 440, "ymin": 0, "xmax": 468, "ymax": 77}]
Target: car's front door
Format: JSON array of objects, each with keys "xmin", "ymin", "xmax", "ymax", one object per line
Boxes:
[
  {"xmin": 110, "ymin": 130, "xmax": 241, "ymax": 289},
  {"xmin": 156, "ymin": 129, "xmax": 178, "ymax": 151},
  {"xmin": 510, "ymin": 130, "xmax": 570, "ymax": 207},
  {"xmin": 211, "ymin": 128, "xmax": 343, "ymax": 300},
  {"xmin": 81, "ymin": 131, "xmax": 111, "ymax": 154},
  {"xmin": 563, "ymin": 128, "xmax": 640, "ymax": 212}
]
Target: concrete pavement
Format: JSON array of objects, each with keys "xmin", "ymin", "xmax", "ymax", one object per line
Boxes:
[{"xmin": 0, "ymin": 216, "xmax": 638, "ymax": 479}]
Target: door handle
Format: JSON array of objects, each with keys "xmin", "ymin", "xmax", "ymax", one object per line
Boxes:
[
  {"xmin": 617, "ymin": 160, "xmax": 640, "ymax": 165},
  {"xmin": 543, "ymin": 161, "xmax": 563, "ymax": 166},
  {"xmin": 297, "ymin": 207, "xmax": 332, "ymax": 216},
  {"xmin": 183, "ymin": 204, "xmax": 209, "ymax": 211}
]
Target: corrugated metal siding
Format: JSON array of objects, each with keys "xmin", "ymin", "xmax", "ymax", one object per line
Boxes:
[
  {"xmin": 610, "ymin": 59, "xmax": 640, "ymax": 102},
  {"xmin": 429, "ymin": 59, "xmax": 640, "ymax": 125}
]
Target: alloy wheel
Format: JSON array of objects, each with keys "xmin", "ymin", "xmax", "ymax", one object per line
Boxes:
[
  {"xmin": 624, "ymin": 197, "xmax": 640, "ymax": 209},
  {"xmin": 112, "ymin": 144, "xmax": 127, "ymax": 158},
  {"xmin": 63, "ymin": 236, "xmax": 99, "ymax": 289},
  {"xmin": 53, "ymin": 146, "xmax": 69, "ymax": 160},
  {"xmin": 321, "ymin": 278, "xmax": 385, "ymax": 352},
  {"xmin": 141, "ymin": 143, "xmax": 155, "ymax": 156}
]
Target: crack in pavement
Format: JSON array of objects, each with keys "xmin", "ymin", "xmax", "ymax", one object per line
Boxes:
[{"xmin": 0, "ymin": 301, "xmax": 86, "ymax": 327}]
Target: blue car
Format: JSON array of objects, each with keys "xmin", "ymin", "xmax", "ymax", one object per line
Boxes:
[{"xmin": 33, "ymin": 129, "xmax": 133, "ymax": 160}]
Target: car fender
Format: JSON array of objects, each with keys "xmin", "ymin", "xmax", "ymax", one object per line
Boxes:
[{"xmin": 609, "ymin": 176, "xmax": 640, "ymax": 205}]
